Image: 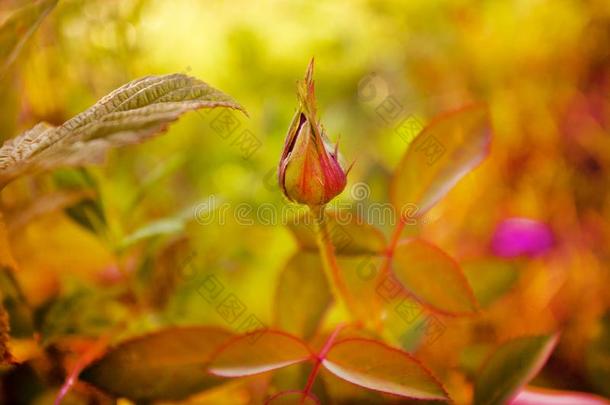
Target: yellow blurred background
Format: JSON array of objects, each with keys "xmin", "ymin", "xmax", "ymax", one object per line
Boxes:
[{"xmin": 1, "ymin": 0, "xmax": 610, "ymax": 403}]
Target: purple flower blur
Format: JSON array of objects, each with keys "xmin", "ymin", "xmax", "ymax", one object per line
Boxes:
[{"xmin": 491, "ymin": 217, "xmax": 554, "ymax": 258}]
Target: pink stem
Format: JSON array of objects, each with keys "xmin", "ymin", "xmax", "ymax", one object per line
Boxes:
[
  {"xmin": 301, "ymin": 324, "xmax": 345, "ymax": 402},
  {"xmin": 54, "ymin": 334, "xmax": 111, "ymax": 405}
]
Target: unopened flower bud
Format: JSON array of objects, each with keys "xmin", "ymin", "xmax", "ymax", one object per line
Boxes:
[{"xmin": 278, "ymin": 59, "xmax": 347, "ymax": 207}]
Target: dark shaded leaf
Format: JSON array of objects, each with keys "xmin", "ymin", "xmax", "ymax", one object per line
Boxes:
[
  {"xmin": 0, "ymin": 266, "xmax": 33, "ymax": 337},
  {"xmin": 0, "ymin": 302, "xmax": 15, "ymax": 365},
  {"xmin": 53, "ymin": 168, "xmax": 106, "ymax": 235},
  {"xmin": 586, "ymin": 312, "xmax": 610, "ymax": 398},
  {"xmin": 474, "ymin": 334, "xmax": 559, "ymax": 405},
  {"xmin": 81, "ymin": 326, "xmax": 233, "ymax": 401}
]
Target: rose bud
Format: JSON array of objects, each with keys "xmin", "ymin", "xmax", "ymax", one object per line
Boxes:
[{"xmin": 278, "ymin": 59, "xmax": 347, "ymax": 207}]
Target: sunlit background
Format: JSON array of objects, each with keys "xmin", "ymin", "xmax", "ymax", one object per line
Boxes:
[{"xmin": 1, "ymin": 0, "xmax": 609, "ymax": 403}]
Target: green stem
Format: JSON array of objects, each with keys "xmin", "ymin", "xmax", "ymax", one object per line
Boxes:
[{"xmin": 311, "ymin": 205, "xmax": 358, "ymax": 319}]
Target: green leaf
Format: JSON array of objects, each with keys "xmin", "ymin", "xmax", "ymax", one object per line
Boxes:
[
  {"xmin": 81, "ymin": 326, "xmax": 233, "ymax": 401},
  {"xmin": 0, "ymin": 0, "xmax": 57, "ymax": 77},
  {"xmin": 274, "ymin": 252, "xmax": 332, "ymax": 340},
  {"xmin": 473, "ymin": 334, "xmax": 559, "ymax": 405},
  {"xmin": 462, "ymin": 259, "xmax": 519, "ymax": 308},
  {"xmin": 208, "ymin": 330, "xmax": 312, "ymax": 377},
  {"xmin": 391, "ymin": 104, "xmax": 491, "ymax": 216},
  {"xmin": 287, "ymin": 209, "xmax": 386, "ymax": 256},
  {"xmin": 322, "ymin": 338, "xmax": 449, "ymax": 400},
  {"xmin": 40, "ymin": 285, "xmax": 128, "ymax": 345},
  {"xmin": 392, "ymin": 238, "xmax": 478, "ymax": 315},
  {"xmin": 53, "ymin": 168, "xmax": 106, "ymax": 235},
  {"xmin": 0, "ymin": 73, "xmax": 245, "ymax": 186},
  {"xmin": 119, "ymin": 217, "xmax": 185, "ymax": 250}
]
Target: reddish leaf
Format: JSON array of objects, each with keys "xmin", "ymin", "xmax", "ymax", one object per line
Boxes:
[
  {"xmin": 509, "ymin": 386, "xmax": 610, "ymax": 405},
  {"xmin": 208, "ymin": 330, "xmax": 312, "ymax": 377},
  {"xmin": 474, "ymin": 334, "xmax": 559, "ymax": 405},
  {"xmin": 322, "ymin": 338, "xmax": 449, "ymax": 401},
  {"xmin": 392, "ymin": 238, "xmax": 478, "ymax": 315},
  {"xmin": 81, "ymin": 326, "xmax": 233, "ymax": 401},
  {"xmin": 266, "ymin": 390, "xmax": 320, "ymax": 404},
  {"xmin": 391, "ymin": 104, "xmax": 491, "ymax": 216}
]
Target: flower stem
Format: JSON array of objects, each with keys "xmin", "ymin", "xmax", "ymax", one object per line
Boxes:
[
  {"xmin": 302, "ymin": 323, "xmax": 345, "ymax": 401},
  {"xmin": 380, "ymin": 217, "xmax": 406, "ymax": 279},
  {"xmin": 311, "ymin": 205, "xmax": 358, "ymax": 319}
]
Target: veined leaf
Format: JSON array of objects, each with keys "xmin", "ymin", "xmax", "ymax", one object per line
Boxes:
[
  {"xmin": 0, "ymin": 73, "xmax": 245, "ymax": 187},
  {"xmin": 0, "ymin": 0, "xmax": 57, "ymax": 76},
  {"xmin": 287, "ymin": 209, "xmax": 386, "ymax": 255},
  {"xmin": 392, "ymin": 238, "xmax": 478, "ymax": 315},
  {"xmin": 391, "ymin": 104, "xmax": 491, "ymax": 217},
  {"xmin": 474, "ymin": 334, "xmax": 559, "ymax": 405},
  {"xmin": 208, "ymin": 330, "xmax": 312, "ymax": 377},
  {"xmin": 81, "ymin": 326, "xmax": 233, "ymax": 401},
  {"xmin": 322, "ymin": 338, "xmax": 449, "ymax": 400},
  {"xmin": 274, "ymin": 252, "xmax": 332, "ymax": 340}
]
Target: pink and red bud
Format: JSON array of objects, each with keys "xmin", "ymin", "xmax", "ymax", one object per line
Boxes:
[{"xmin": 278, "ymin": 59, "xmax": 348, "ymax": 207}]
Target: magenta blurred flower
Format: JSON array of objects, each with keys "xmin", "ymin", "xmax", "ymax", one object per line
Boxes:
[{"xmin": 491, "ymin": 217, "xmax": 554, "ymax": 258}]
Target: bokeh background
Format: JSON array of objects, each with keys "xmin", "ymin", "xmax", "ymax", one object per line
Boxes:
[{"xmin": 1, "ymin": 0, "xmax": 609, "ymax": 403}]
